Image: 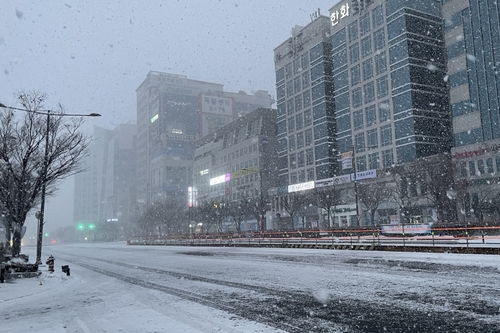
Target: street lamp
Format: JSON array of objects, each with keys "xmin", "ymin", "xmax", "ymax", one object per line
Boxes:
[
  {"xmin": 343, "ymin": 145, "xmax": 376, "ymax": 226},
  {"xmin": 0, "ymin": 103, "xmax": 100, "ymax": 264}
]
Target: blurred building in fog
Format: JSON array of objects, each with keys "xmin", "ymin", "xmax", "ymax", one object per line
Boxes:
[
  {"xmin": 192, "ymin": 107, "xmax": 278, "ymax": 231},
  {"xmin": 445, "ymin": 0, "xmax": 500, "ymax": 222},
  {"xmin": 73, "ymin": 122, "xmax": 136, "ymax": 238},
  {"xmin": 135, "ymin": 71, "xmax": 274, "ymax": 206}
]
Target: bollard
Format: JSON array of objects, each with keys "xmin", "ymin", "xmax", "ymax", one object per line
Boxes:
[
  {"xmin": 45, "ymin": 255, "xmax": 55, "ymax": 273},
  {"xmin": 61, "ymin": 265, "xmax": 70, "ymax": 276}
]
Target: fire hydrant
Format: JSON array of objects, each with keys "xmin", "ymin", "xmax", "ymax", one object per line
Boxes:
[{"xmin": 46, "ymin": 255, "xmax": 55, "ymax": 273}]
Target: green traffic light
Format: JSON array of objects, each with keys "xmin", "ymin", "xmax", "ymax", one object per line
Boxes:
[
  {"xmin": 88, "ymin": 224, "xmax": 95, "ymax": 230},
  {"xmin": 77, "ymin": 223, "xmax": 85, "ymax": 230},
  {"xmin": 44, "ymin": 233, "xmax": 49, "ymax": 237}
]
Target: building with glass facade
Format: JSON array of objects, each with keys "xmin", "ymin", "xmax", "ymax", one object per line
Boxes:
[
  {"xmin": 445, "ymin": 0, "xmax": 500, "ymax": 222},
  {"xmin": 273, "ymin": 0, "xmax": 454, "ymax": 226}
]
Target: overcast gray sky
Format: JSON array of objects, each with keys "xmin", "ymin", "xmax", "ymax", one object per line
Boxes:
[{"xmin": 1, "ymin": 0, "xmax": 338, "ymax": 235}]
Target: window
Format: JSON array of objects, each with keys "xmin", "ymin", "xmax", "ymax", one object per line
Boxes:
[
  {"xmin": 305, "ymin": 128, "xmax": 313, "ymax": 145},
  {"xmin": 487, "ymin": 158, "xmax": 494, "ymax": 174},
  {"xmin": 310, "ymin": 43, "xmax": 324, "ymax": 62},
  {"xmin": 354, "ymin": 110, "xmax": 364, "ymax": 130},
  {"xmin": 289, "ymin": 154, "xmax": 296, "ymax": 169},
  {"xmin": 356, "ymin": 155, "xmax": 367, "ymax": 172},
  {"xmin": 375, "ymin": 51, "xmax": 387, "ymax": 74},
  {"xmin": 296, "ymin": 113, "xmax": 303, "ymax": 130},
  {"xmin": 460, "ymin": 162, "xmax": 467, "ymax": 177},
  {"xmin": 364, "ymin": 82, "xmax": 375, "ymax": 103},
  {"xmin": 297, "ymin": 131, "xmax": 304, "ymax": 148},
  {"xmin": 469, "ymin": 160, "xmax": 476, "ymax": 176},
  {"xmin": 301, "ymin": 53, "xmax": 309, "ymax": 69},
  {"xmin": 293, "ymin": 58, "xmax": 301, "ymax": 74},
  {"xmin": 352, "ymin": 87, "xmax": 362, "ymax": 108},
  {"xmin": 361, "ymin": 36, "xmax": 372, "ymax": 57},
  {"xmin": 381, "ymin": 125, "xmax": 392, "ymax": 146},
  {"xmin": 294, "ymin": 77, "xmax": 301, "ymax": 93},
  {"xmin": 496, "ymin": 156, "xmax": 500, "ymax": 172},
  {"xmin": 295, "ymin": 95, "xmax": 302, "ymax": 111},
  {"xmin": 349, "ymin": 43, "xmax": 359, "ymax": 63},
  {"xmin": 348, "ymin": 21, "xmax": 358, "ymax": 41},
  {"xmin": 365, "ymin": 105, "xmax": 377, "ymax": 126},
  {"xmin": 276, "ymin": 68, "xmax": 285, "ymax": 83},
  {"xmin": 287, "ymin": 99, "xmax": 294, "ymax": 115},
  {"xmin": 298, "ymin": 169, "xmax": 306, "ymax": 182},
  {"xmin": 331, "ymin": 28, "xmax": 346, "ymax": 49},
  {"xmin": 288, "ymin": 117, "xmax": 295, "ymax": 132},
  {"xmin": 379, "ymin": 101, "xmax": 391, "ymax": 122},
  {"xmin": 382, "ymin": 149, "xmax": 393, "ymax": 167},
  {"xmin": 360, "ymin": 13, "xmax": 370, "ymax": 35},
  {"xmin": 377, "ymin": 76, "xmax": 389, "ymax": 98},
  {"xmin": 374, "ymin": 28, "xmax": 385, "ymax": 50},
  {"xmin": 351, "ymin": 65, "xmax": 361, "ymax": 86},
  {"xmin": 355, "ymin": 133, "xmax": 365, "ymax": 152},
  {"xmin": 303, "ymin": 91, "xmax": 311, "ymax": 107},
  {"xmin": 302, "ymin": 71, "xmax": 310, "ymax": 88},
  {"xmin": 307, "ymin": 168, "xmax": 315, "ymax": 180},
  {"xmin": 362, "ymin": 59, "xmax": 373, "ymax": 80},
  {"xmin": 306, "ymin": 148, "xmax": 314, "ymax": 165},
  {"xmin": 286, "ymin": 81, "xmax": 293, "ymax": 97},
  {"xmin": 285, "ymin": 62, "xmax": 293, "ymax": 79},
  {"xmin": 298, "ymin": 151, "xmax": 305, "ymax": 168},
  {"xmin": 369, "ymin": 152, "xmax": 379, "ymax": 169},
  {"xmin": 372, "ymin": 5, "xmax": 384, "ymax": 27},
  {"xmin": 304, "ymin": 109, "xmax": 312, "ymax": 126},
  {"xmin": 288, "ymin": 135, "xmax": 296, "ymax": 151},
  {"xmin": 477, "ymin": 159, "xmax": 485, "ymax": 175},
  {"xmin": 367, "ymin": 128, "xmax": 378, "ymax": 147}
]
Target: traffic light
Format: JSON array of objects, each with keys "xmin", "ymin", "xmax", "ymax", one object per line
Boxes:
[
  {"xmin": 88, "ymin": 223, "xmax": 95, "ymax": 230},
  {"xmin": 77, "ymin": 223, "xmax": 85, "ymax": 231}
]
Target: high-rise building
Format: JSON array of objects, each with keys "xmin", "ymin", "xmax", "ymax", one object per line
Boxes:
[
  {"xmin": 135, "ymin": 71, "xmax": 274, "ymax": 205},
  {"xmin": 273, "ymin": 0, "xmax": 453, "ymax": 226},
  {"xmin": 73, "ymin": 123, "xmax": 136, "ymax": 238},
  {"xmin": 445, "ymin": 0, "xmax": 500, "ymax": 220}
]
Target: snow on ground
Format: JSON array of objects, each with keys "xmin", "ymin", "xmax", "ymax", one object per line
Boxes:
[
  {"xmin": 1, "ymin": 245, "xmax": 285, "ymax": 333},
  {"xmin": 2, "ymin": 243, "xmax": 500, "ymax": 332}
]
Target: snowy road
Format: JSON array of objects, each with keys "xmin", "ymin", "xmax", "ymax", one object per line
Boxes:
[{"xmin": 3, "ymin": 243, "xmax": 500, "ymax": 332}]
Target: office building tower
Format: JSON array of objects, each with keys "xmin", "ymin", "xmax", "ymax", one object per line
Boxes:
[{"xmin": 136, "ymin": 71, "xmax": 274, "ymax": 205}]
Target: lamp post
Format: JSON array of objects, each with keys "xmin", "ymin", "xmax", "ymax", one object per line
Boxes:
[
  {"xmin": 0, "ymin": 103, "xmax": 100, "ymax": 264},
  {"xmin": 344, "ymin": 145, "xmax": 376, "ymax": 227}
]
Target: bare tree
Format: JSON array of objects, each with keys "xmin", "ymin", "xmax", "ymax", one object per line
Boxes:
[
  {"xmin": 415, "ymin": 154, "xmax": 456, "ymax": 222},
  {"xmin": 387, "ymin": 165, "xmax": 421, "ymax": 224},
  {"xmin": 281, "ymin": 192, "xmax": 311, "ymax": 230},
  {"xmin": 0, "ymin": 92, "xmax": 91, "ymax": 256},
  {"xmin": 134, "ymin": 196, "xmax": 187, "ymax": 237},
  {"xmin": 357, "ymin": 180, "xmax": 391, "ymax": 225},
  {"xmin": 226, "ymin": 199, "xmax": 251, "ymax": 232},
  {"xmin": 310, "ymin": 186, "xmax": 342, "ymax": 228}
]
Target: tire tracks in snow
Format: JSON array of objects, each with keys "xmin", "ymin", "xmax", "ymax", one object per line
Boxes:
[{"xmin": 55, "ymin": 252, "xmax": 500, "ymax": 333}]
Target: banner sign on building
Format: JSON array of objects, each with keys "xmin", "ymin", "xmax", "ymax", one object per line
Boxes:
[
  {"xmin": 209, "ymin": 173, "xmax": 231, "ymax": 186},
  {"xmin": 333, "ymin": 174, "xmax": 351, "ymax": 185},
  {"xmin": 341, "ymin": 151, "xmax": 353, "ymax": 170},
  {"xmin": 201, "ymin": 95, "xmax": 233, "ymax": 115},
  {"xmin": 352, "ymin": 169, "xmax": 376, "ymax": 181},
  {"xmin": 288, "ymin": 181, "xmax": 315, "ymax": 193},
  {"xmin": 315, "ymin": 178, "xmax": 333, "ymax": 188}
]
